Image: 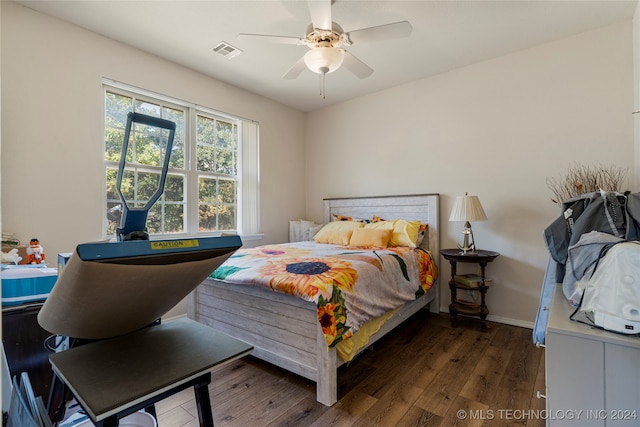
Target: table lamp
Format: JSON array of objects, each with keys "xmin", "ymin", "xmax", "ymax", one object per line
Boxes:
[{"xmin": 449, "ymin": 193, "xmax": 487, "ymax": 254}]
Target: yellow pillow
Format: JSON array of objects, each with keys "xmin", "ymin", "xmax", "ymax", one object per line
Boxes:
[
  {"xmin": 349, "ymin": 228, "xmax": 393, "ymax": 248},
  {"xmin": 391, "ymin": 219, "xmax": 421, "ymax": 248},
  {"xmin": 364, "ymin": 220, "xmax": 394, "ymax": 231},
  {"xmin": 365, "ymin": 219, "xmax": 420, "ymax": 247},
  {"xmin": 313, "ymin": 221, "xmax": 364, "ymax": 245}
]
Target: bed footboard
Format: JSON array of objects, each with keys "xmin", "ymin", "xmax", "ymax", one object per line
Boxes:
[
  {"xmin": 188, "ymin": 278, "xmax": 438, "ymax": 406},
  {"xmin": 188, "ymin": 278, "xmax": 341, "ymax": 405}
]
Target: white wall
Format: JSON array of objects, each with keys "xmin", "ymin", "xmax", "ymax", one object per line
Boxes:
[
  {"xmin": 1, "ymin": 2, "xmax": 637, "ymax": 328},
  {"xmin": 1, "ymin": 1, "xmax": 306, "ymax": 257},
  {"xmin": 635, "ymin": 0, "xmax": 640, "ymax": 189},
  {"xmin": 1, "ymin": 2, "xmax": 306, "ymax": 318},
  {"xmin": 305, "ymin": 21, "xmax": 635, "ymax": 327}
]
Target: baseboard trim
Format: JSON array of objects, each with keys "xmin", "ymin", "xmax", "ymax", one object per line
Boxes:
[
  {"xmin": 486, "ymin": 314, "xmax": 534, "ymax": 330},
  {"xmin": 439, "ymin": 305, "xmax": 534, "ymax": 330}
]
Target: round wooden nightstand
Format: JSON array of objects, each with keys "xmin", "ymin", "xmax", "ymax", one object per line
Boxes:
[{"xmin": 440, "ymin": 249, "xmax": 500, "ymax": 331}]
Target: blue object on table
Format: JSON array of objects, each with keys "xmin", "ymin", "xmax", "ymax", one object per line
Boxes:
[{"xmin": 2, "ymin": 267, "xmax": 57, "ymax": 306}]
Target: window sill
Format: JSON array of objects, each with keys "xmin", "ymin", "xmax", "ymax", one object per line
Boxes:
[{"xmin": 239, "ymin": 233, "xmax": 264, "ymax": 242}]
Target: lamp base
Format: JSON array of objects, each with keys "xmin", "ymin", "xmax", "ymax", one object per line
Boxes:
[
  {"xmin": 457, "ymin": 221, "xmax": 478, "ymax": 255},
  {"xmin": 457, "ymin": 243, "xmax": 477, "ymax": 255}
]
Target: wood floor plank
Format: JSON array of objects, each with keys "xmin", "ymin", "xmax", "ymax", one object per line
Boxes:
[
  {"xmin": 459, "ymin": 344, "xmax": 512, "ymax": 405},
  {"xmin": 209, "ymin": 359, "xmax": 271, "ymax": 402},
  {"xmin": 266, "ymin": 396, "xmax": 329, "ymax": 427},
  {"xmin": 440, "ymin": 395, "xmax": 491, "ymax": 427},
  {"xmin": 213, "ymin": 373, "xmax": 295, "ymax": 425},
  {"xmin": 412, "ymin": 328, "xmax": 494, "ymax": 416},
  {"xmin": 224, "ymin": 376, "xmax": 310, "ymax": 427},
  {"xmin": 307, "ymin": 390, "xmax": 378, "ymax": 427},
  {"xmin": 352, "ymin": 381, "xmax": 424, "ymax": 427},
  {"xmin": 155, "ymin": 405, "xmax": 196, "ymax": 427},
  {"xmin": 530, "ymin": 349, "xmax": 546, "ymax": 412},
  {"xmin": 154, "ymin": 312, "xmax": 546, "ymax": 427},
  {"xmin": 488, "ymin": 329, "xmax": 545, "ymax": 427},
  {"xmin": 154, "ymin": 387, "xmax": 196, "ymax": 416},
  {"xmin": 178, "ymin": 359, "xmax": 292, "ymax": 422},
  {"xmin": 352, "ymin": 320, "xmax": 451, "ymax": 400},
  {"xmin": 336, "ymin": 357, "xmax": 378, "ymax": 399},
  {"xmin": 395, "ymin": 405, "xmax": 443, "ymax": 427},
  {"xmin": 396, "ymin": 328, "xmax": 466, "ymax": 391},
  {"xmin": 503, "ymin": 327, "xmax": 541, "ymax": 383}
]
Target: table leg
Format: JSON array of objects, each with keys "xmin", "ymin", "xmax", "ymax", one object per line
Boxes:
[
  {"xmin": 449, "ymin": 260, "xmax": 458, "ymax": 327},
  {"xmin": 100, "ymin": 415, "xmax": 120, "ymax": 427},
  {"xmin": 194, "ymin": 372, "xmax": 214, "ymax": 427},
  {"xmin": 47, "ymin": 374, "xmax": 69, "ymax": 423},
  {"xmin": 449, "ymin": 307, "xmax": 458, "ymax": 327},
  {"xmin": 480, "ymin": 314, "xmax": 487, "ymax": 331},
  {"xmin": 144, "ymin": 404, "xmax": 156, "ymax": 418},
  {"xmin": 479, "ymin": 262, "xmax": 489, "ymax": 331}
]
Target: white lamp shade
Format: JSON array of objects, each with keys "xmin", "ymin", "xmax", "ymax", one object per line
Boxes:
[
  {"xmin": 449, "ymin": 194, "xmax": 488, "ymax": 222},
  {"xmin": 304, "ymin": 47, "xmax": 345, "ymax": 74}
]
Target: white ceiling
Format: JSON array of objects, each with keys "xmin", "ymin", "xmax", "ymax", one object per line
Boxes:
[{"xmin": 16, "ymin": 0, "xmax": 638, "ymax": 112}]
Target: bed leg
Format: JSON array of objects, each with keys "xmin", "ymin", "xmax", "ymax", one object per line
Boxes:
[
  {"xmin": 429, "ymin": 282, "xmax": 441, "ymax": 314},
  {"xmin": 316, "ymin": 324, "xmax": 338, "ymax": 406}
]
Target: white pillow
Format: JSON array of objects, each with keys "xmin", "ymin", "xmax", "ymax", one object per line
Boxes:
[
  {"xmin": 300, "ymin": 220, "xmax": 323, "ymax": 241},
  {"xmin": 290, "ymin": 219, "xmax": 324, "ymax": 242},
  {"xmin": 289, "ymin": 219, "xmax": 302, "ymax": 242}
]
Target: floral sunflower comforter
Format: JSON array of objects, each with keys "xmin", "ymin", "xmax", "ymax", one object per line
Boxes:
[{"xmin": 210, "ymin": 241, "xmax": 438, "ymax": 348}]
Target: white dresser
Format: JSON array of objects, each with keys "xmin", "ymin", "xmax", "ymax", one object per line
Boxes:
[{"xmin": 545, "ymin": 286, "xmax": 640, "ymax": 426}]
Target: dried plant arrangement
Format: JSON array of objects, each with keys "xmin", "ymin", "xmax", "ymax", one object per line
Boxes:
[{"xmin": 546, "ymin": 163, "xmax": 628, "ymax": 204}]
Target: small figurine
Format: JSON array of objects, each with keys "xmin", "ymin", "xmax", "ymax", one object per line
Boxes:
[{"xmin": 26, "ymin": 238, "xmax": 46, "ymax": 264}]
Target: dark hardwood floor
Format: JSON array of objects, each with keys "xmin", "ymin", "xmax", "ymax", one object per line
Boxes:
[{"xmin": 154, "ymin": 311, "xmax": 545, "ymax": 427}]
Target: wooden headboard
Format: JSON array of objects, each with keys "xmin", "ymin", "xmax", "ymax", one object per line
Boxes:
[{"xmin": 323, "ymin": 193, "xmax": 440, "ymax": 257}]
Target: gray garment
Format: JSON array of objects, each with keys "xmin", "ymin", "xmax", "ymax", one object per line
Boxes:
[
  {"xmin": 536, "ymin": 191, "xmax": 640, "ymax": 343},
  {"xmin": 543, "ymin": 191, "xmax": 631, "ymax": 282},
  {"xmin": 625, "ymin": 193, "xmax": 640, "ymax": 240}
]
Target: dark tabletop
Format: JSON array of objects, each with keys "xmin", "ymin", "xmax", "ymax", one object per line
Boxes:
[{"xmin": 49, "ymin": 318, "xmax": 252, "ymax": 422}]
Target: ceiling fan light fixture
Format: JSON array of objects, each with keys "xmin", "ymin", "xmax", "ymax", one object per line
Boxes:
[{"xmin": 303, "ymin": 47, "xmax": 344, "ymax": 74}]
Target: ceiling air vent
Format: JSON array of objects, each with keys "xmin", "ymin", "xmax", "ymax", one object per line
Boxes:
[{"xmin": 212, "ymin": 41, "xmax": 243, "ymax": 59}]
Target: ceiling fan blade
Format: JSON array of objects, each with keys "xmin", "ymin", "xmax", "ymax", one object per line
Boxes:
[
  {"xmin": 345, "ymin": 21, "xmax": 413, "ymax": 45},
  {"xmin": 342, "ymin": 51, "xmax": 373, "ymax": 79},
  {"xmin": 238, "ymin": 33, "xmax": 303, "ymax": 45},
  {"xmin": 283, "ymin": 56, "xmax": 308, "ymax": 79},
  {"xmin": 308, "ymin": 0, "xmax": 332, "ymax": 31}
]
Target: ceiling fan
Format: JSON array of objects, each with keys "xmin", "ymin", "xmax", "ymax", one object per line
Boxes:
[{"xmin": 238, "ymin": 0, "xmax": 412, "ymax": 97}]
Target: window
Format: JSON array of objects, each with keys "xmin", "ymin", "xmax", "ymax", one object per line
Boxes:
[{"xmin": 104, "ymin": 82, "xmax": 259, "ymax": 239}]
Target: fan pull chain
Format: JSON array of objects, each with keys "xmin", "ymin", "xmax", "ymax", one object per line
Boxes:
[{"xmin": 320, "ymin": 72, "xmax": 326, "ymax": 99}]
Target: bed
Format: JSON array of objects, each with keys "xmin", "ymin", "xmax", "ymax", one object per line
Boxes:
[{"xmin": 188, "ymin": 193, "xmax": 441, "ymax": 406}]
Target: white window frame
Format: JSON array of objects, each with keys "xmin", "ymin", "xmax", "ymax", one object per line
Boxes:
[{"xmin": 103, "ymin": 79, "xmax": 260, "ymax": 239}]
